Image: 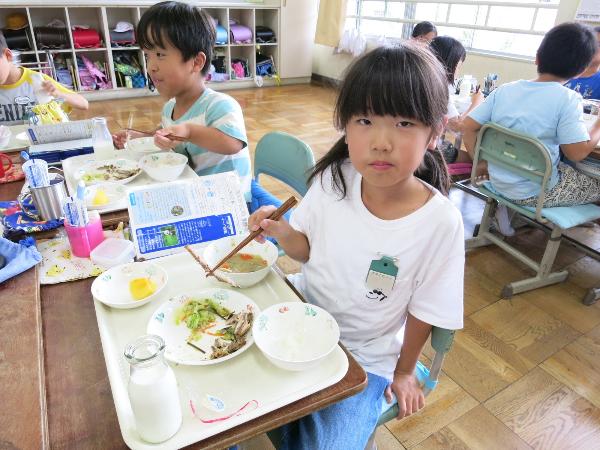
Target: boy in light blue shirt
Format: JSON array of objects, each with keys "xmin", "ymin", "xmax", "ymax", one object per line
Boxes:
[
  {"xmin": 464, "ymin": 22, "xmax": 600, "ymax": 208},
  {"xmin": 114, "ymin": 2, "xmax": 252, "ymax": 201}
]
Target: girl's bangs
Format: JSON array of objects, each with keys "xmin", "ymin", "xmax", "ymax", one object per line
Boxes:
[{"xmin": 336, "ymin": 47, "xmax": 443, "ymax": 128}]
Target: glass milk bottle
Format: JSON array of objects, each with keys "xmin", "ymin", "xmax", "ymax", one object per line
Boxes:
[
  {"xmin": 91, "ymin": 117, "xmax": 115, "ymax": 160},
  {"xmin": 124, "ymin": 335, "xmax": 182, "ymax": 443}
]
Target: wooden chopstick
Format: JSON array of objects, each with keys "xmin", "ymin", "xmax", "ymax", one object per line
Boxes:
[
  {"xmin": 184, "ymin": 245, "xmax": 240, "ymax": 287},
  {"xmin": 126, "ymin": 127, "xmax": 187, "ymax": 142},
  {"xmin": 206, "ymin": 196, "xmax": 297, "ymax": 276}
]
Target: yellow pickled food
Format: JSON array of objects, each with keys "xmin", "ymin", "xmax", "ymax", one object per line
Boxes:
[
  {"xmin": 92, "ymin": 189, "xmax": 109, "ymax": 206},
  {"xmin": 129, "ymin": 278, "xmax": 157, "ymax": 300}
]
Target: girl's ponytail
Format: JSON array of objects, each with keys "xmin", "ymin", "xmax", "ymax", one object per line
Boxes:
[{"xmin": 415, "ymin": 148, "xmax": 451, "ymax": 196}]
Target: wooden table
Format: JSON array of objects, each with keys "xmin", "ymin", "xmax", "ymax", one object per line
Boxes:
[{"xmin": 0, "ymin": 179, "xmax": 367, "ymax": 449}]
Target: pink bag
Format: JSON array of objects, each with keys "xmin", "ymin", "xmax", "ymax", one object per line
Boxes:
[{"xmin": 230, "ymin": 24, "xmax": 252, "ymax": 44}]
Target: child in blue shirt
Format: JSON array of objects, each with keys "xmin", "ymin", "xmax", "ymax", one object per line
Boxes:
[
  {"xmin": 113, "ymin": 1, "xmax": 252, "ymax": 200},
  {"xmin": 565, "ymin": 26, "xmax": 600, "ymax": 100},
  {"xmin": 463, "ymin": 22, "xmax": 600, "ymax": 207}
]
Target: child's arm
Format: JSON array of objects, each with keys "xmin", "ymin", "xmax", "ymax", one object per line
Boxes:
[
  {"xmin": 560, "ymin": 116, "xmax": 600, "ymax": 161},
  {"xmin": 385, "ymin": 313, "xmax": 432, "ymax": 420},
  {"xmin": 154, "ymin": 123, "xmax": 244, "ymax": 155},
  {"xmin": 41, "ymin": 80, "xmax": 89, "ymax": 110},
  {"xmin": 461, "ymin": 116, "xmax": 482, "ymax": 159},
  {"xmin": 248, "ymin": 205, "xmax": 310, "ymax": 263}
]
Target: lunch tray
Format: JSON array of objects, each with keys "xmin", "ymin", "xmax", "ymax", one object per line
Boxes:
[
  {"xmin": 93, "ymin": 251, "xmax": 349, "ymax": 449},
  {"xmin": 62, "ymin": 153, "xmax": 199, "ymax": 214}
]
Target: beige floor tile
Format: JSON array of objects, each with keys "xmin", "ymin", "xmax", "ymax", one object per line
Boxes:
[
  {"xmin": 485, "ymin": 368, "xmax": 600, "ymax": 449},
  {"xmin": 376, "ymin": 425, "xmax": 405, "ymax": 450},
  {"xmin": 541, "ymin": 324, "xmax": 600, "ymax": 409},
  {"xmin": 413, "ymin": 405, "xmax": 531, "ymax": 450},
  {"xmin": 432, "ymin": 318, "xmax": 534, "ymax": 402},
  {"xmin": 470, "ymin": 298, "xmax": 580, "ymax": 366}
]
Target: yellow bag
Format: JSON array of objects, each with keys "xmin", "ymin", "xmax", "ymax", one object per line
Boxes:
[{"xmin": 31, "ymin": 100, "xmax": 69, "ymax": 124}]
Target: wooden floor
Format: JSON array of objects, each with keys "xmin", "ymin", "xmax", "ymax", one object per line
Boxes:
[{"xmin": 72, "ymin": 84, "xmax": 600, "ymax": 450}]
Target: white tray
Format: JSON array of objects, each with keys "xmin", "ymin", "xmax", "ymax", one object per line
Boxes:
[
  {"xmin": 62, "ymin": 153, "xmax": 199, "ymax": 214},
  {"xmin": 93, "ymin": 251, "xmax": 349, "ymax": 449}
]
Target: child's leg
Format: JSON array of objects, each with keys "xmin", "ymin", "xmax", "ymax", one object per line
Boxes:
[
  {"xmin": 275, "ymin": 373, "xmax": 389, "ymax": 450},
  {"xmin": 513, "ymin": 163, "xmax": 600, "ymax": 208}
]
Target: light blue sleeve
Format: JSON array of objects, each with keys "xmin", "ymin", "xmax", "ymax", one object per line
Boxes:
[
  {"xmin": 468, "ymin": 88, "xmax": 497, "ymax": 125},
  {"xmin": 557, "ymin": 93, "xmax": 589, "ymax": 145},
  {"xmin": 205, "ymin": 96, "xmax": 248, "ymax": 149}
]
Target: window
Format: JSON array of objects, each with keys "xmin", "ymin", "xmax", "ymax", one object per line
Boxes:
[{"xmin": 346, "ymin": 0, "xmax": 560, "ymax": 59}]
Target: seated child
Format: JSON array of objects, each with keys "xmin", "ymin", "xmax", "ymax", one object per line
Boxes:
[
  {"xmin": 565, "ymin": 26, "xmax": 600, "ymax": 100},
  {"xmin": 411, "ymin": 21, "xmax": 437, "ymax": 43},
  {"xmin": 248, "ymin": 44, "xmax": 464, "ymax": 449},
  {"xmin": 463, "ymin": 22, "xmax": 600, "ymax": 208},
  {"xmin": 113, "ymin": 1, "xmax": 251, "ymax": 201},
  {"xmin": 0, "ymin": 32, "xmax": 88, "ymax": 124},
  {"xmin": 429, "ymin": 36, "xmax": 484, "ymax": 164}
]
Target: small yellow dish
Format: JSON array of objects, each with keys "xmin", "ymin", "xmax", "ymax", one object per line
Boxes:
[
  {"xmin": 129, "ymin": 278, "xmax": 157, "ymax": 301},
  {"xmin": 92, "ymin": 188, "xmax": 109, "ymax": 206}
]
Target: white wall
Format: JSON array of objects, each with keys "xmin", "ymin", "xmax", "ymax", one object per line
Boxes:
[{"xmin": 312, "ymin": 0, "xmax": 582, "ymax": 83}]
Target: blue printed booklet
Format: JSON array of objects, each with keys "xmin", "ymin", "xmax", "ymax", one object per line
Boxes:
[{"xmin": 126, "ymin": 172, "xmax": 249, "ymax": 260}]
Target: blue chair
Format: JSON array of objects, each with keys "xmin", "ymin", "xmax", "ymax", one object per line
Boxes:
[
  {"xmin": 253, "ymin": 131, "xmax": 315, "ymax": 197},
  {"xmin": 466, "ymin": 123, "xmax": 600, "ymax": 303}
]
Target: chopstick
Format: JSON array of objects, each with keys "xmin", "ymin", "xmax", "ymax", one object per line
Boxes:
[
  {"xmin": 205, "ymin": 196, "xmax": 297, "ymax": 277},
  {"xmin": 125, "ymin": 112, "xmax": 133, "ymax": 148},
  {"xmin": 184, "ymin": 245, "xmax": 240, "ymax": 287},
  {"xmin": 125, "ymin": 127, "xmax": 187, "ymax": 142}
]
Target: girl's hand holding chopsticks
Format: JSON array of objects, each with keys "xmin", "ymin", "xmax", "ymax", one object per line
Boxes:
[{"xmin": 248, "ymin": 204, "xmax": 294, "ymax": 244}]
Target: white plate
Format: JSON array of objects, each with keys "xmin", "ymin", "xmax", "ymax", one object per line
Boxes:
[
  {"xmin": 84, "ymin": 182, "xmax": 127, "ymax": 210},
  {"xmin": 16, "ymin": 131, "xmax": 30, "ymax": 144},
  {"xmin": 76, "ymin": 158, "xmax": 142, "ymax": 185},
  {"xmin": 147, "ymin": 288, "xmax": 259, "ymax": 365},
  {"xmin": 91, "ymin": 261, "xmax": 168, "ymax": 309}
]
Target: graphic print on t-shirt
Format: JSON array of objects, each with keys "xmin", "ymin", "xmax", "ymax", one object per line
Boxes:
[
  {"xmin": 1, "ymin": 95, "xmax": 34, "ymax": 123},
  {"xmin": 365, "ymin": 256, "xmax": 398, "ymax": 302}
]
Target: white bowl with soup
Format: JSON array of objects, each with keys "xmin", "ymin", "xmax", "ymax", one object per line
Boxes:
[
  {"xmin": 140, "ymin": 152, "xmax": 188, "ymax": 182},
  {"xmin": 203, "ymin": 235, "xmax": 278, "ymax": 288}
]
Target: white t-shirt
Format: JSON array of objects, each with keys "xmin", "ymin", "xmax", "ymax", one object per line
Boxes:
[
  {"xmin": 447, "ymin": 84, "xmax": 460, "ymax": 119},
  {"xmin": 289, "ymin": 162, "xmax": 464, "ymax": 380}
]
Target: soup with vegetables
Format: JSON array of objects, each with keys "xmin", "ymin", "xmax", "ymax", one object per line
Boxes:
[{"xmin": 221, "ymin": 253, "xmax": 268, "ymax": 273}]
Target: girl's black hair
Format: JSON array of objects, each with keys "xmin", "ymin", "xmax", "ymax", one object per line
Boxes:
[
  {"xmin": 137, "ymin": 1, "xmax": 215, "ymax": 75},
  {"xmin": 429, "ymin": 36, "xmax": 466, "ymax": 85},
  {"xmin": 412, "ymin": 21, "xmax": 437, "ymax": 39},
  {"xmin": 308, "ymin": 43, "xmax": 451, "ymax": 197}
]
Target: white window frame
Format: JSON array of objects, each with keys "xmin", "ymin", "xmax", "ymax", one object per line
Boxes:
[{"xmin": 347, "ymin": 0, "xmax": 560, "ymax": 60}]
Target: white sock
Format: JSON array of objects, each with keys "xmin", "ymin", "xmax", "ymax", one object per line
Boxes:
[{"xmin": 495, "ymin": 205, "xmax": 515, "ymax": 236}]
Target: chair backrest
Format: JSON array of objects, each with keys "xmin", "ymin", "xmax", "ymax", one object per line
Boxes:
[
  {"xmin": 471, "ymin": 123, "xmax": 553, "ymax": 219},
  {"xmin": 254, "ymin": 131, "xmax": 315, "ymax": 196},
  {"xmin": 471, "ymin": 123, "xmax": 552, "ymax": 188}
]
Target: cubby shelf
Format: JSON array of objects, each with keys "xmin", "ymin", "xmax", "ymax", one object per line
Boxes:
[{"xmin": 0, "ymin": 2, "xmax": 297, "ymax": 100}]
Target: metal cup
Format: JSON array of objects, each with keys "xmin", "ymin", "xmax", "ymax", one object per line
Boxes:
[{"xmin": 18, "ymin": 175, "xmax": 68, "ymax": 221}]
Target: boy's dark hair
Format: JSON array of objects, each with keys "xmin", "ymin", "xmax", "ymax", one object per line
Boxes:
[
  {"xmin": 308, "ymin": 44, "xmax": 451, "ymax": 196},
  {"xmin": 537, "ymin": 22, "xmax": 597, "ymax": 79},
  {"xmin": 0, "ymin": 31, "xmax": 6, "ymax": 52},
  {"xmin": 137, "ymin": 1, "xmax": 215, "ymax": 75},
  {"xmin": 430, "ymin": 36, "xmax": 466, "ymax": 84},
  {"xmin": 412, "ymin": 21, "xmax": 437, "ymax": 39}
]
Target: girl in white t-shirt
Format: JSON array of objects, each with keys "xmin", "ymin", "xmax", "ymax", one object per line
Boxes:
[{"xmin": 249, "ymin": 43, "xmax": 464, "ymax": 450}]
